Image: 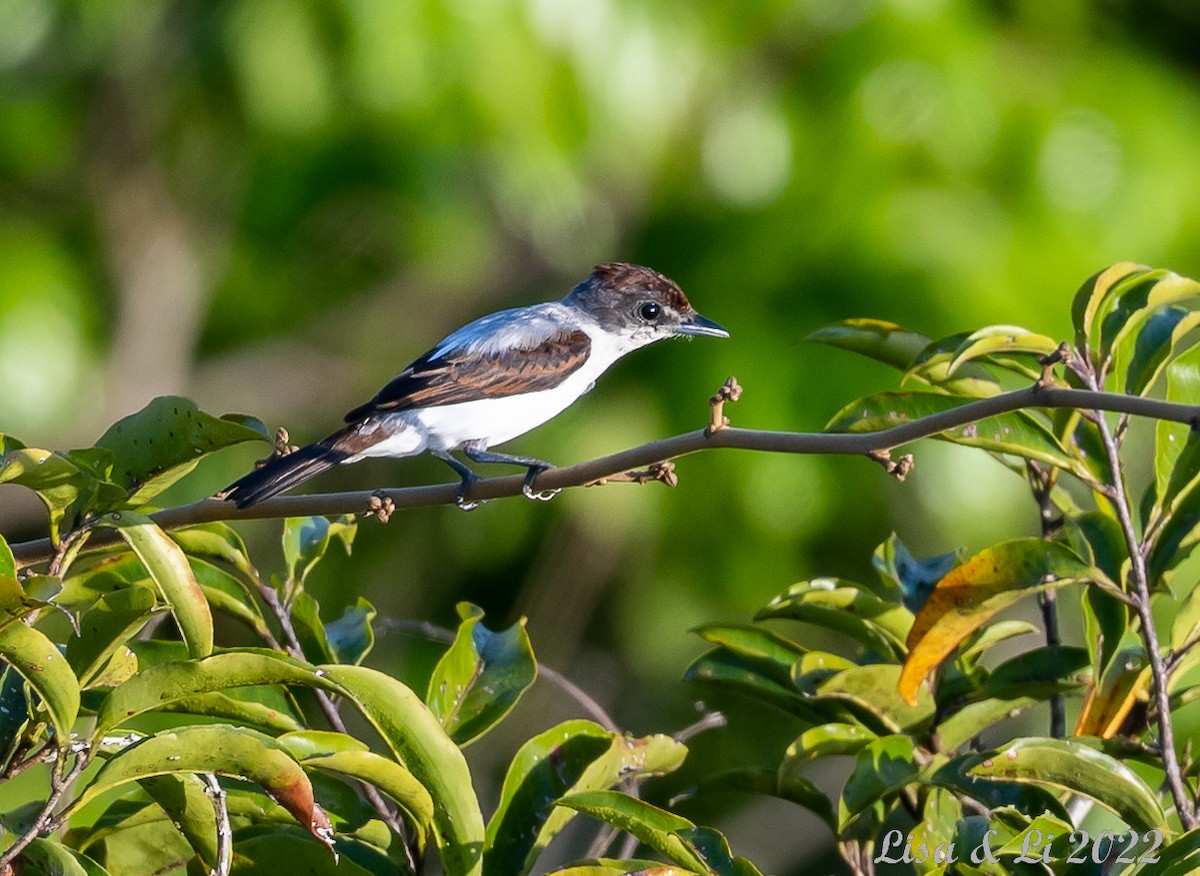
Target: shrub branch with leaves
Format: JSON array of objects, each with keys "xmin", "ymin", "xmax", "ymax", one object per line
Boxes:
[{"xmin": 4, "ymin": 263, "xmax": 1200, "ymax": 874}]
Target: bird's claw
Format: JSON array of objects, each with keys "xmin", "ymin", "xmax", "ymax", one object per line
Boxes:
[
  {"xmin": 522, "ymin": 467, "xmax": 559, "ymax": 502},
  {"xmin": 456, "ymin": 474, "xmax": 486, "ymax": 511}
]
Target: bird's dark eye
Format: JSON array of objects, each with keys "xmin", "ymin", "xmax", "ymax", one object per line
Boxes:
[{"xmin": 638, "ymin": 301, "xmax": 662, "ymax": 322}]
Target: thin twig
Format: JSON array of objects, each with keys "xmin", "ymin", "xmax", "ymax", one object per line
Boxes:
[
  {"xmin": 0, "ymin": 747, "xmax": 90, "ymax": 869},
  {"xmin": 10, "ymin": 385, "xmax": 1200, "ymax": 568},
  {"xmin": 1083, "ymin": 370, "xmax": 1198, "ymax": 830},
  {"xmin": 253, "ymin": 573, "xmax": 419, "ymax": 872},
  {"xmin": 1026, "ymin": 461, "xmax": 1065, "ymax": 737},
  {"xmin": 202, "ymin": 773, "xmax": 231, "ymax": 876}
]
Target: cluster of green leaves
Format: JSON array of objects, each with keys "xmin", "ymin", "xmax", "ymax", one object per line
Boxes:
[
  {"xmin": 688, "ymin": 264, "xmax": 1200, "ymax": 874},
  {"xmin": 0, "ymin": 400, "xmax": 756, "ymax": 875}
]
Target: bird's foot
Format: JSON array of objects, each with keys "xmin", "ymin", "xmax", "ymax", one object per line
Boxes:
[
  {"xmin": 522, "ymin": 466, "xmax": 559, "ymax": 502},
  {"xmin": 456, "ymin": 472, "xmax": 486, "ymax": 511},
  {"xmin": 363, "ymin": 490, "xmax": 395, "ymax": 523}
]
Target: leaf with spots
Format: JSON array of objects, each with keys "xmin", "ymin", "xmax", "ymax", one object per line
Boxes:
[
  {"xmin": 825, "ymin": 392, "xmax": 1087, "ymax": 476},
  {"xmin": 965, "ymin": 737, "xmax": 1165, "ymax": 832},
  {"xmin": 278, "ymin": 729, "xmax": 434, "ymax": 851},
  {"xmin": 485, "ymin": 720, "xmax": 686, "ymax": 876},
  {"xmin": 0, "ymin": 448, "xmax": 123, "ymax": 543},
  {"xmin": 556, "ymin": 791, "xmax": 762, "ymax": 876},
  {"xmin": 426, "ymin": 602, "xmax": 536, "ymax": 746},
  {"xmin": 0, "ymin": 621, "xmax": 80, "ymax": 746},
  {"xmin": 94, "ymin": 396, "xmax": 268, "ymax": 508},
  {"xmin": 899, "ymin": 539, "xmax": 1102, "ymax": 705},
  {"xmin": 69, "ymin": 724, "xmax": 334, "ymax": 851},
  {"xmin": 97, "ymin": 512, "xmax": 213, "ymax": 659}
]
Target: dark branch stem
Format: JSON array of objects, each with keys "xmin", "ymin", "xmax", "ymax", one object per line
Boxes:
[
  {"xmin": 9, "ymin": 386, "xmax": 1200, "ymax": 568},
  {"xmin": 1026, "ymin": 461, "xmax": 1065, "ymax": 738},
  {"xmin": 203, "ymin": 773, "xmax": 231, "ymax": 876},
  {"xmin": 0, "ymin": 747, "xmax": 90, "ymax": 869},
  {"xmin": 1084, "ymin": 377, "xmax": 1197, "ymax": 830},
  {"xmin": 253, "ymin": 575, "xmax": 418, "ymax": 870}
]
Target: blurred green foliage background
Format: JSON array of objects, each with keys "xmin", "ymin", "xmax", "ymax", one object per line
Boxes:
[{"xmin": 2, "ymin": 0, "xmax": 1200, "ymax": 870}]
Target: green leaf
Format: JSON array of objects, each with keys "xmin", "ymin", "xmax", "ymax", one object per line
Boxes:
[
  {"xmin": 0, "ymin": 534, "xmax": 14, "ymax": 581},
  {"xmin": 281, "ymin": 515, "xmax": 356, "ymax": 586},
  {"xmin": 94, "ymin": 396, "xmax": 268, "ymax": 507},
  {"xmin": 692, "ymin": 623, "xmax": 807, "ymax": 668},
  {"xmin": 291, "ymin": 593, "xmax": 377, "ymax": 666},
  {"xmin": 20, "ymin": 837, "xmax": 113, "ymax": 876},
  {"xmin": 934, "ymin": 697, "xmax": 1039, "ymax": 754},
  {"xmin": 426, "ymin": 602, "xmax": 537, "ymax": 745},
  {"xmin": 826, "ymin": 392, "xmax": 1087, "ymax": 476},
  {"xmin": 818, "ymin": 665, "xmax": 934, "ymax": 735},
  {"xmin": 170, "ymin": 522, "xmax": 253, "ymax": 575},
  {"xmin": 485, "ymin": 720, "xmax": 687, "ymax": 876},
  {"xmin": 957, "ymin": 620, "xmax": 1040, "ymax": 663},
  {"xmin": 72, "ymin": 724, "xmax": 333, "ymax": 847},
  {"xmin": 1138, "ymin": 826, "xmax": 1200, "ymax": 876},
  {"xmin": 928, "ymin": 755, "xmax": 1073, "ymax": 826},
  {"xmin": 324, "ymin": 597, "xmax": 377, "ymax": 665},
  {"xmin": 872, "ymin": 535, "xmax": 960, "ymax": 613},
  {"xmin": 1071, "ymin": 262, "xmax": 1145, "ymax": 350},
  {"xmin": 684, "ymin": 650, "xmax": 834, "ymax": 723},
  {"xmin": 804, "ymin": 319, "xmax": 930, "ymax": 370},
  {"xmin": 900, "ymin": 539, "xmax": 1101, "ymax": 704},
  {"xmin": 946, "ymin": 326, "xmax": 1060, "ymax": 377},
  {"xmin": 188, "ymin": 555, "xmax": 269, "ymax": 636},
  {"xmin": 779, "ymin": 723, "xmax": 877, "ymax": 776},
  {"xmin": 0, "ymin": 448, "xmax": 118, "ymax": 543},
  {"xmin": 1123, "ymin": 305, "xmax": 1200, "ymax": 397},
  {"xmin": 319, "ymin": 664, "xmax": 486, "ymax": 876},
  {"xmin": 0, "ymin": 622, "xmax": 79, "ymax": 746},
  {"xmin": 278, "ymin": 729, "xmax": 435, "ymax": 851},
  {"xmin": 555, "ymin": 791, "xmax": 708, "ymax": 873},
  {"xmin": 65, "ymin": 586, "xmax": 160, "ymax": 687},
  {"xmin": 682, "ymin": 767, "xmax": 834, "ymax": 831},
  {"xmin": 903, "ymin": 332, "xmax": 1004, "ymax": 396},
  {"xmin": 756, "ymin": 579, "xmax": 912, "ymax": 661},
  {"xmin": 96, "ymin": 511, "xmax": 213, "ymax": 658},
  {"xmin": 1097, "ymin": 268, "xmax": 1200, "ymax": 363},
  {"xmin": 968, "ymin": 737, "xmax": 1166, "ymax": 832},
  {"xmin": 136, "ymin": 773, "xmax": 219, "ymax": 871},
  {"xmin": 838, "ymin": 735, "xmax": 920, "ymax": 830},
  {"xmin": 0, "ymin": 667, "xmax": 30, "ymax": 770},
  {"xmin": 223, "ymin": 830, "xmax": 377, "ymax": 876},
  {"xmin": 985, "ymin": 645, "xmax": 1091, "ymax": 695},
  {"xmin": 93, "ymin": 649, "xmax": 321, "ymax": 739},
  {"xmin": 0, "ymin": 574, "xmax": 53, "ymax": 630},
  {"xmin": 547, "ymin": 862, "xmax": 699, "ymax": 876}
]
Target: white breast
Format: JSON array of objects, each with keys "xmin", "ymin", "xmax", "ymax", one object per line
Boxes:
[{"xmin": 352, "ymin": 323, "xmax": 641, "ymax": 459}]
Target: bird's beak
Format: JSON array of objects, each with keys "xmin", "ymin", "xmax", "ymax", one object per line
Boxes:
[{"xmin": 676, "ymin": 312, "xmax": 730, "ymax": 338}]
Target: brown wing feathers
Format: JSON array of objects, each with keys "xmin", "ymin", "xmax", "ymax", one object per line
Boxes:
[{"xmin": 343, "ymin": 328, "xmax": 591, "ymax": 422}]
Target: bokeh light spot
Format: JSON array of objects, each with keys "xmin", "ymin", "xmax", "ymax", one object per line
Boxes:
[
  {"xmin": 859, "ymin": 59, "xmax": 943, "ymax": 144},
  {"xmin": 0, "ymin": 0, "xmax": 52, "ymax": 69},
  {"xmin": 703, "ymin": 101, "xmax": 793, "ymax": 208},
  {"xmin": 1037, "ymin": 108, "xmax": 1122, "ymax": 213}
]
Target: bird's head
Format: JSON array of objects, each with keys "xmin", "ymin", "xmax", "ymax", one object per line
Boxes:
[{"xmin": 566, "ymin": 262, "xmax": 729, "ymax": 346}]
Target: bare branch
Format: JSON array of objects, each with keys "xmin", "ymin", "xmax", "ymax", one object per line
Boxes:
[
  {"xmin": 1082, "ymin": 369, "xmax": 1198, "ymax": 830},
  {"xmin": 8, "ymin": 384, "xmax": 1200, "ymax": 569},
  {"xmin": 0, "ymin": 746, "xmax": 90, "ymax": 869},
  {"xmin": 203, "ymin": 773, "xmax": 231, "ymax": 876}
]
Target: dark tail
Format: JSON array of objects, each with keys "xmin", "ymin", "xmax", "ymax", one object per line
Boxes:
[{"xmin": 219, "ymin": 441, "xmax": 348, "ymax": 509}]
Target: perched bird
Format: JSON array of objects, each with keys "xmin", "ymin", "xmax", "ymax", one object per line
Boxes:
[{"xmin": 219, "ymin": 263, "xmax": 728, "ymax": 509}]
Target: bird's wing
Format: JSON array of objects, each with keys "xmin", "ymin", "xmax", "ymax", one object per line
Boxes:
[{"xmin": 344, "ymin": 311, "xmax": 592, "ymax": 422}]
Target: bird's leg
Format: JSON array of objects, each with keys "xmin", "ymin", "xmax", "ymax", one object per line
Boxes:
[
  {"xmin": 463, "ymin": 444, "xmax": 560, "ymax": 502},
  {"xmin": 431, "ymin": 450, "xmax": 485, "ymax": 511}
]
